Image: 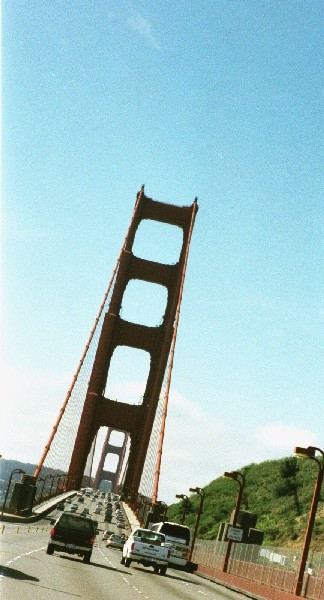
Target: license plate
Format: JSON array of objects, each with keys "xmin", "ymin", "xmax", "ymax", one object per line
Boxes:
[{"xmin": 66, "ymin": 544, "xmax": 76, "ymax": 549}]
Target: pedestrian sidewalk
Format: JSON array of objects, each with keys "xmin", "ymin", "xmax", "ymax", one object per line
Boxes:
[{"xmin": 122, "ymin": 502, "xmax": 140, "ymax": 530}]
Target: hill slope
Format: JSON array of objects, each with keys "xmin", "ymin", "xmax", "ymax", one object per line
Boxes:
[
  {"xmin": 1, "ymin": 456, "xmax": 323, "ymax": 548},
  {"xmin": 166, "ymin": 456, "xmax": 324, "ymax": 548}
]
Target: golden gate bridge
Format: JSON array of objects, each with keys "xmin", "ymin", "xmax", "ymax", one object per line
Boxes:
[{"xmin": 31, "ymin": 186, "xmax": 198, "ymax": 517}]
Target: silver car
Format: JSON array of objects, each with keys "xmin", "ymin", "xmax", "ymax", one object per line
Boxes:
[{"xmin": 106, "ymin": 534, "xmax": 124, "ymax": 550}]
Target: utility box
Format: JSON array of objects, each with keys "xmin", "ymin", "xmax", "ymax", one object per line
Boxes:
[
  {"xmin": 232, "ymin": 510, "xmax": 257, "ymax": 530},
  {"xmin": 9, "ymin": 475, "xmax": 36, "ymax": 515},
  {"xmin": 248, "ymin": 528, "xmax": 264, "ymax": 545}
]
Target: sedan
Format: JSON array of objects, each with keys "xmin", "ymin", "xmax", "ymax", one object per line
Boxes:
[
  {"xmin": 102, "ymin": 530, "xmax": 114, "ymax": 540},
  {"xmin": 106, "ymin": 534, "xmax": 124, "ymax": 550}
]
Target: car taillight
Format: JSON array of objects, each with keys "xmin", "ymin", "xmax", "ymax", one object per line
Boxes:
[
  {"xmin": 167, "ymin": 549, "xmax": 171, "ymax": 558},
  {"xmin": 89, "ymin": 536, "xmax": 95, "ymax": 545},
  {"xmin": 131, "ymin": 542, "xmax": 135, "ymax": 551},
  {"xmin": 50, "ymin": 527, "xmax": 55, "ymax": 537}
]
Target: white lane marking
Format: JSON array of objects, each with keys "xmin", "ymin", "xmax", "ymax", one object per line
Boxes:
[{"xmin": 99, "ymin": 547, "xmax": 149, "ymax": 597}]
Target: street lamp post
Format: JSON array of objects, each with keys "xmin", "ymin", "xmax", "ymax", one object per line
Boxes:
[
  {"xmin": 188, "ymin": 487, "xmax": 205, "ymax": 561},
  {"xmin": 293, "ymin": 446, "xmax": 324, "ymax": 596},
  {"xmin": 159, "ymin": 501, "xmax": 168, "ymax": 521},
  {"xmin": 40, "ymin": 474, "xmax": 54, "ymax": 501},
  {"xmin": 1, "ymin": 468, "xmax": 25, "ymax": 518},
  {"xmin": 53, "ymin": 474, "xmax": 61, "ymax": 497},
  {"xmin": 36, "ymin": 477, "xmax": 45, "ymax": 503},
  {"xmin": 222, "ymin": 471, "xmax": 245, "ymax": 573},
  {"xmin": 175, "ymin": 493, "xmax": 189, "ymax": 524}
]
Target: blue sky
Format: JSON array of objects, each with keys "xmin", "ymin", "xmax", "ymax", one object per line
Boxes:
[{"xmin": 2, "ymin": 1, "xmax": 323, "ymax": 503}]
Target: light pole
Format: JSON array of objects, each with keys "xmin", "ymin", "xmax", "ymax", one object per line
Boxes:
[
  {"xmin": 188, "ymin": 487, "xmax": 205, "ymax": 561},
  {"xmin": 36, "ymin": 477, "xmax": 45, "ymax": 502},
  {"xmin": 175, "ymin": 493, "xmax": 189, "ymax": 523},
  {"xmin": 40, "ymin": 474, "xmax": 54, "ymax": 500},
  {"xmin": 52, "ymin": 474, "xmax": 61, "ymax": 497},
  {"xmin": 293, "ymin": 446, "xmax": 324, "ymax": 596},
  {"xmin": 222, "ymin": 470, "xmax": 245, "ymax": 573},
  {"xmin": 159, "ymin": 501, "xmax": 168, "ymax": 521},
  {"xmin": 1, "ymin": 468, "xmax": 25, "ymax": 517}
]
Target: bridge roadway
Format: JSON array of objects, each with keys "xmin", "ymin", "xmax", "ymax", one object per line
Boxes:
[{"xmin": 0, "ymin": 493, "xmax": 297, "ymax": 600}]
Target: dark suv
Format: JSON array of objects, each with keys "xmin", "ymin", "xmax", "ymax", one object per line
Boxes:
[{"xmin": 47, "ymin": 513, "xmax": 98, "ymax": 563}]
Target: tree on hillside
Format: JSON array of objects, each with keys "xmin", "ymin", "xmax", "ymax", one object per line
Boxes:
[{"xmin": 275, "ymin": 457, "xmax": 301, "ymax": 515}]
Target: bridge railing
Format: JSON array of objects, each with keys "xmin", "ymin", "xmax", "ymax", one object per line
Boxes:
[{"xmin": 193, "ymin": 539, "xmax": 324, "ymax": 600}]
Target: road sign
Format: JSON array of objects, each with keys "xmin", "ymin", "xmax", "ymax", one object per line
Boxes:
[{"xmin": 226, "ymin": 525, "xmax": 243, "ymax": 542}]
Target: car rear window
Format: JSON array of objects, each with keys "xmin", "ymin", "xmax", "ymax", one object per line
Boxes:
[{"xmin": 58, "ymin": 514, "xmax": 95, "ymax": 533}]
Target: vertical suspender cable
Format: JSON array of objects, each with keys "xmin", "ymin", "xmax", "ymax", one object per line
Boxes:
[{"xmin": 151, "ymin": 199, "xmax": 198, "ymax": 503}]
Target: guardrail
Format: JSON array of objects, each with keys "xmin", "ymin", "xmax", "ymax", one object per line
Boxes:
[{"xmin": 193, "ymin": 539, "xmax": 324, "ymax": 600}]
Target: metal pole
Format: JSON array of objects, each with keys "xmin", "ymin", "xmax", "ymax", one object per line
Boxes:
[
  {"xmin": 181, "ymin": 497, "xmax": 189, "ymax": 524},
  {"xmin": 176, "ymin": 493, "xmax": 189, "ymax": 523},
  {"xmin": 223, "ymin": 472, "xmax": 245, "ymax": 573},
  {"xmin": 188, "ymin": 488, "xmax": 205, "ymax": 561},
  {"xmin": 294, "ymin": 448, "xmax": 324, "ymax": 596}
]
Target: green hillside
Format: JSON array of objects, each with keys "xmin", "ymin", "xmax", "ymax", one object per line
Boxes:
[
  {"xmin": 1, "ymin": 456, "xmax": 323, "ymax": 549},
  {"xmin": 166, "ymin": 456, "xmax": 324, "ymax": 549}
]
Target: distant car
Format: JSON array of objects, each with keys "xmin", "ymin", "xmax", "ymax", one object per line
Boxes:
[
  {"xmin": 70, "ymin": 503, "xmax": 78, "ymax": 512},
  {"xmin": 80, "ymin": 508, "xmax": 89, "ymax": 516},
  {"xmin": 56, "ymin": 502, "xmax": 65, "ymax": 511},
  {"xmin": 106, "ymin": 534, "xmax": 124, "ymax": 550},
  {"xmin": 102, "ymin": 530, "xmax": 114, "ymax": 540},
  {"xmin": 94, "ymin": 507, "xmax": 102, "ymax": 514}
]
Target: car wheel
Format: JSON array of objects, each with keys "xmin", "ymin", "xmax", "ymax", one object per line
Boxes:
[
  {"xmin": 125, "ymin": 558, "xmax": 131, "ymax": 567},
  {"xmin": 83, "ymin": 552, "xmax": 91, "ymax": 564},
  {"xmin": 153, "ymin": 565, "xmax": 160, "ymax": 574},
  {"xmin": 120, "ymin": 556, "xmax": 125, "ymax": 565},
  {"xmin": 159, "ymin": 566, "xmax": 167, "ymax": 576},
  {"xmin": 46, "ymin": 544, "xmax": 54, "ymax": 555}
]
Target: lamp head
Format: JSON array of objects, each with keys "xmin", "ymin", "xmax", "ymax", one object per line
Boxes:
[
  {"xmin": 294, "ymin": 446, "xmax": 316, "ymax": 459},
  {"xmin": 189, "ymin": 487, "xmax": 200, "ymax": 493},
  {"xmin": 223, "ymin": 471, "xmax": 238, "ymax": 480}
]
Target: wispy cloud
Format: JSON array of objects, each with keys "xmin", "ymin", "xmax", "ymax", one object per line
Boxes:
[
  {"xmin": 125, "ymin": 4, "xmax": 161, "ymax": 51},
  {"xmin": 254, "ymin": 422, "xmax": 318, "ymax": 450},
  {"xmin": 158, "ymin": 391, "xmax": 320, "ymax": 502}
]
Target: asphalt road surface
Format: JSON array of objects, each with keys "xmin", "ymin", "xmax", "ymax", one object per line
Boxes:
[{"xmin": 0, "ymin": 497, "xmax": 250, "ymax": 600}]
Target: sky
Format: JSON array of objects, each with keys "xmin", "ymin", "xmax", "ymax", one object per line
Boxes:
[{"xmin": 1, "ymin": 0, "xmax": 323, "ymax": 504}]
